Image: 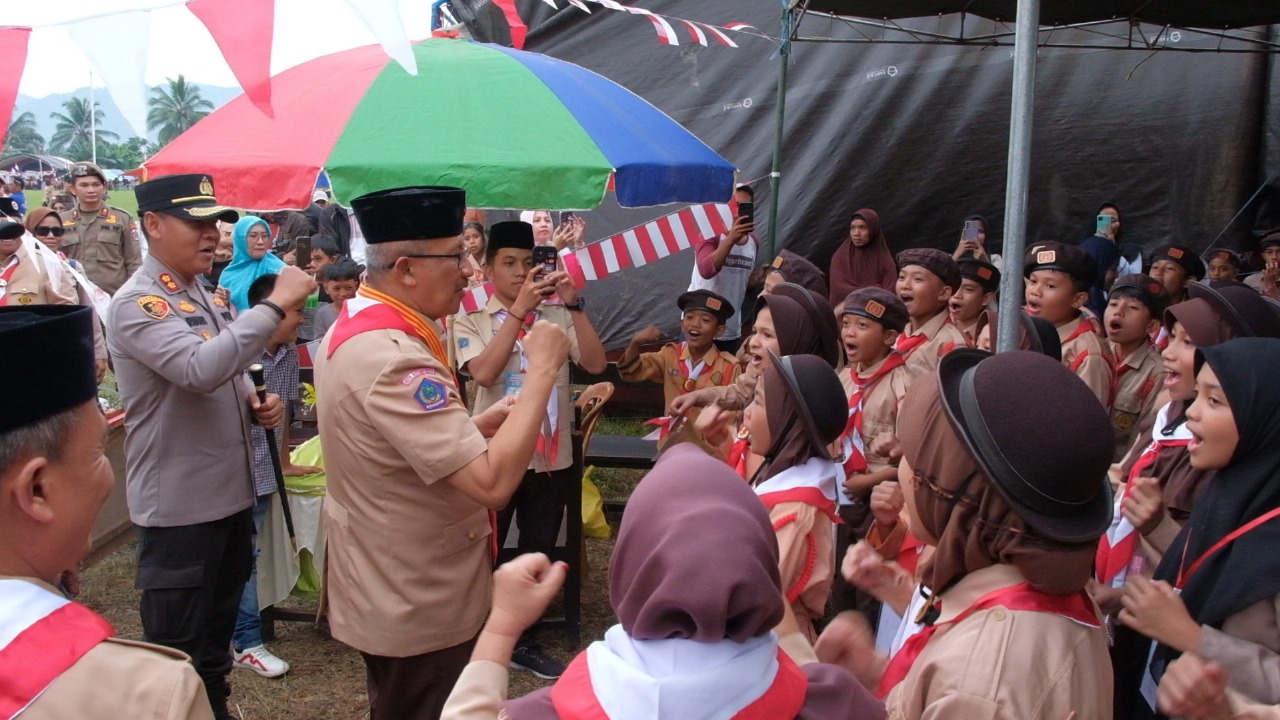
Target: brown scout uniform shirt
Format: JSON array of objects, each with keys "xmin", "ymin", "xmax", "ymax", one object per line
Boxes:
[
  {"xmin": 13, "ymin": 578, "xmax": 213, "ymax": 720},
  {"xmin": 885, "ymin": 564, "xmax": 1113, "ymax": 720},
  {"xmin": 108, "ymin": 255, "xmax": 273, "ymax": 527},
  {"xmin": 840, "ymin": 355, "xmax": 911, "ymax": 475},
  {"xmin": 60, "ymin": 204, "xmax": 141, "ymax": 295},
  {"xmin": 1058, "ymin": 315, "xmax": 1116, "ymax": 409},
  {"xmin": 453, "ymin": 296, "xmax": 582, "ymax": 473},
  {"xmin": 899, "ymin": 310, "xmax": 967, "ymax": 382},
  {"xmin": 0, "ymin": 244, "xmax": 78, "ymax": 307},
  {"xmin": 1109, "ymin": 341, "xmax": 1166, "ymax": 462},
  {"xmin": 316, "ymin": 308, "xmax": 491, "ymax": 657},
  {"xmin": 617, "ymin": 341, "xmax": 739, "ymax": 410}
]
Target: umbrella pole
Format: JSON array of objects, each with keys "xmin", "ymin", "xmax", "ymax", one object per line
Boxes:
[
  {"xmin": 765, "ymin": 5, "xmax": 794, "ymax": 265},
  {"xmin": 995, "ymin": 0, "xmax": 1041, "ymax": 353}
]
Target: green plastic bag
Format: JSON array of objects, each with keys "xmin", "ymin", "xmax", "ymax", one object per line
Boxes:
[
  {"xmin": 582, "ymin": 466, "xmax": 611, "ymax": 539},
  {"xmin": 286, "ymin": 435, "xmax": 328, "ymax": 496}
]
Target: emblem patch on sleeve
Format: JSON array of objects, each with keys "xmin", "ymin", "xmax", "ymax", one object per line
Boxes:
[
  {"xmin": 137, "ymin": 295, "xmax": 172, "ymax": 320},
  {"xmin": 414, "ymin": 377, "xmax": 449, "ymax": 411},
  {"xmin": 458, "ymin": 338, "xmax": 470, "ymax": 349}
]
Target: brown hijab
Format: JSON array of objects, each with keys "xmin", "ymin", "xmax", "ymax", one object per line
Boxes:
[
  {"xmin": 897, "ymin": 376, "xmax": 1096, "ymax": 596},
  {"xmin": 24, "ymin": 206, "xmax": 60, "ymax": 235},
  {"xmin": 754, "ymin": 358, "xmax": 847, "ymax": 484},
  {"xmin": 504, "ymin": 443, "xmax": 883, "ymax": 719},
  {"xmin": 828, "ymin": 208, "xmax": 898, "ymax": 307}
]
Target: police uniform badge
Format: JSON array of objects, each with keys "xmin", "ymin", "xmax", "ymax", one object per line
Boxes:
[
  {"xmin": 213, "ymin": 295, "xmax": 227, "ymax": 308},
  {"xmin": 158, "ymin": 273, "xmax": 181, "ymax": 294},
  {"xmin": 138, "ymin": 295, "xmax": 172, "ymax": 320},
  {"xmin": 200, "ymin": 177, "xmax": 214, "ymax": 197},
  {"xmin": 201, "ymin": 330, "xmax": 214, "ymax": 341},
  {"xmin": 178, "ymin": 300, "xmax": 197, "ymax": 313}
]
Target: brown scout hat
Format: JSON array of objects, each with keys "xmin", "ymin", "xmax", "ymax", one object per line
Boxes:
[
  {"xmin": 768, "ymin": 250, "xmax": 829, "ymax": 299},
  {"xmin": 937, "ymin": 348, "xmax": 1113, "ymax": 543},
  {"xmin": 1022, "ymin": 242, "xmax": 1097, "ymax": 286},
  {"xmin": 897, "ymin": 248, "xmax": 961, "ymax": 291},
  {"xmin": 958, "ymin": 257, "xmax": 1001, "ymax": 294},
  {"xmin": 1150, "ymin": 244, "xmax": 1206, "ymax": 280},
  {"xmin": 1258, "ymin": 231, "xmax": 1280, "ymax": 252},
  {"xmin": 1110, "ymin": 273, "xmax": 1170, "ymax": 319},
  {"xmin": 1182, "ymin": 280, "xmax": 1280, "ymax": 340},
  {"xmin": 678, "ymin": 289, "xmax": 734, "ymax": 324},
  {"xmin": 842, "ymin": 287, "xmax": 908, "ymax": 332}
]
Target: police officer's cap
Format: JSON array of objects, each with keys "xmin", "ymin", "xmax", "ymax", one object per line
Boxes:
[
  {"xmin": 69, "ymin": 162, "xmax": 106, "ymax": 184},
  {"xmin": 136, "ymin": 174, "xmax": 240, "ymax": 224},
  {"xmin": 0, "ymin": 306, "xmax": 97, "ymax": 435},
  {"xmin": 678, "ymin": 289, "xmax": 734, "ymax": 324},
  {"xmin": 351, "ymin": 186, "xmax": 466, "ymax": 245}
]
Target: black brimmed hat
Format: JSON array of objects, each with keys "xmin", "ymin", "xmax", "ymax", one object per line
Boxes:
[
  {"xmin": 136, "ymin": 174, "xmax": 240, "ymax": 224},
  {"xmin": 897, "ymin": 248, "xmax": 961, "ymax": 291},
  {"xmin": 351, "ymin": 186, "xmax": 466, "ymax": 245},
  {"xmin": 0, "ymin": 221, "xmax": 23, "ymax": 240},
  {"xmin": 842, "ymin": 287, "xmax": 908, "ymax": 332},
  {"xmin": 0, "ymin": 306, "xmax": 97, "ymax": 434},
  {"xmin": 767, "ymin": 351, "xmax": 847, "ymax": 459},
  {"xmin": 936, "ymin": 348, "xmax": 1113, "ymax": 542},
  {"xmin": 1184, "ymin": 280, "xmax": 1280, "ymax": 340},
  {"xmin": 1150, "ymin": 244, "xmax": 1206, "ymax": 280},
  {"xmin": 678, "ymin": 289, "xmax": 734, "ymax": 324}
]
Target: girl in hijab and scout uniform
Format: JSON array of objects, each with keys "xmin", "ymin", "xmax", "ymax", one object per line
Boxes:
[
  {"xmin": 1095, "ymin": 281, "xmax": 1280, "ymax": 623},
  {"xmin": 829, "ymin": 208, "xmax": 898, "ymax": 308},
  {"xmin": 821, "ymin": 349, "xmax": 1116, "ymax": 719},
  {"xmin": 217, "ymin": 216, "xmax": 285, "ymax": 312},
  {"xmin": 442, "ymin": 442, "xmax": 886, "ymax": 720},
  {"xmin": 1112, "ymin": 337, "xmax": 1280, "ymax": 719}
]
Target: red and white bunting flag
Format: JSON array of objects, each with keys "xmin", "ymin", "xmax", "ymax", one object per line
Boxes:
[
  {"xmin": 725, "ymin": 22, "xmax": 760, "ymax": 33},
  {"xmin": 188, "ymin": 0, "xmax": 275, "ymax": 115},
  {"xmin": 567, "ymin": 0, "xmax": 591, "ymax": 11},
  {"xmin": 460, "ymin": 203, "xmax": 733, "ymax": 313},
  {"xmin": 700, "ymin": 22, "xmax": 738, "ymax": 47},
  {"xmin": 492, "ymin": 0, "xmax": 529, "ymax": 49},
  {"xmin": 680, "ymin": 20, "xmax": 708, "ymax": 46},
  {"xmin": 0, "ymin": 27, "xmax": 31, "ymax": 151},
  {"xmin": 643, "ymin": 15, "xmax": 679, "ymax": 45},
  {"xmin": 541, "ymin": 0, "xmax": 559, "ymax": 7}
]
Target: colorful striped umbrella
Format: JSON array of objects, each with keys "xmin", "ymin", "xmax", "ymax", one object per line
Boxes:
[{"xmin": 141, "ymin": 38, "xmax": 736, "ymax": 211}]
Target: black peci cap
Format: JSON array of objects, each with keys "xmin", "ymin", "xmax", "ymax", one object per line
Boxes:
[
  {"xmin": 0, "ymin": 306, "xmax": 98, "ymax": 434},
  {"xmin": 351, "ymin": 186, "xmax": 466, "ymax": 245}
]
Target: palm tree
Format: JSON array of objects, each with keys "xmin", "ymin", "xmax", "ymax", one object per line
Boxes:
[
  {"xmin": 3, "ymin": 111, "xmax": 45, "ymax": 154},
  {"xmin": 49, "ymin": 97, "xmax": 118, "ymax": 160},
  {"xmin": 148, "ymin": 75, "xmax": 213, "ymax": 145}
]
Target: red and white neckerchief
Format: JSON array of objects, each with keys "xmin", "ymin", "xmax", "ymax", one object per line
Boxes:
[
  {"xmin": 838, "ymin": 353, "xmax": 907, "ymax": 485},
  {"xmin": 494, "ymin": 307, "xmax": 559, "ymax": 468},
  {"xmin": 1094, "ymin": 403, "xmax": 1192, "ymax": 587},
  {"xmin": 755, "ymin": 458, "xmax": 842, "ymax": 524},
  {"xmin": 0, "ymin": 255, "xmax": 19, "ymax": 306},
  {"xmin": 877, "ymin": 582, "xmax": 1099, "ymax": 698},
  {"xmin": 895, "ymin": 314, "xmax": 956, "ymax": 358},
  {"xmin": 0, "ymin": 579, "xmax": 114, "ymax": 718}
]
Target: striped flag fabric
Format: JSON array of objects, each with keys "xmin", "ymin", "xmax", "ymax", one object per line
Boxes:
[{"xmin": 460, "ymin": 202, "xmax": 733, "ymax": 313}]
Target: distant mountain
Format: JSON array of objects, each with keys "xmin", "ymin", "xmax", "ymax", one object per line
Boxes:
[{"xmin": 13, "ymin": 82, "xmax": 243, "ymax": 147}]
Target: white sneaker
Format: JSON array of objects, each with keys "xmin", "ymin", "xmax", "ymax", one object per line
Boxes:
[{"xmin": 233, "ymin": 644, "xmax": 290, "ymax": 678}]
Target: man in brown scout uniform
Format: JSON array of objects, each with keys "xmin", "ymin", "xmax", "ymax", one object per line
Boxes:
[
  {"xmin": 0, "ymin": 305, "xmax": 214, "ymax": 719},
  {"xmin": 60, "ymin": 162, "xmax": 142, "ymax": 295},
  {"xmin": 315, "ymin": 186, "xmax": 569, "ymax": 720},
  {"xmin": 108, "ymin": 174, "xmax": 315, "ymax": 720}
]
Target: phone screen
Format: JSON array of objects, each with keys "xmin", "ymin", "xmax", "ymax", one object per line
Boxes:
[
  {"xmin": 1096, "ymin": 215, "xmax": 1113, "ymax": 236},
  {"xmin": 532, "ymin": 245, "xmax": 558, "ymax": 275},
  {"xmin": 738, "ymin": 201, "xmax": 754, "ymax": 225},
  {"xmin": 295, "ymin": 236, "xmax": 312, "ymax": 268},
  {"xmin": 962, "ymin": 221, "xmax": 980, "ymax": 242},
  {"xmin": 559, "ymin": 211, "xmax": 576, "ymax": 226}
]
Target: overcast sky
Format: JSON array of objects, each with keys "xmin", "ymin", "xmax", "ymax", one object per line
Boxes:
[{"xmin": 6, "ymin": 0, "xmax": 434, "ymax": 98}]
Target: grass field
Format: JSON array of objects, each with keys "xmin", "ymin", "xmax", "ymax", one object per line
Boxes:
[{"xmin": 102, "ymin": 188, "xmax": 137, "ymax": 216}]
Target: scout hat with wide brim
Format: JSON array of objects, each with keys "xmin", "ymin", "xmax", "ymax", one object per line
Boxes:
[
  {"xmin": 136, "ymin": 174, "xmax": 239, "ymax": 224},
  {"xmin": 765, "ymin": 350, "xmax": 847, "ymax": 459},
  {"xmin": 1184, "ymin": 280, "xmax": 1280, "ymax": 340},
  {"xmin": 936, "ymin": 348, "xmax": 1113, "ymax": 542}
]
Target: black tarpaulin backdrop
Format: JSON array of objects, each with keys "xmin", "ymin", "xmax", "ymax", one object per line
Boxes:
[{"xmin": 459, "ymin": 1, "xmax": 1280, "ymax": 349}]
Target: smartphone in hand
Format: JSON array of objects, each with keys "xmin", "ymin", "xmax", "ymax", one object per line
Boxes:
[
  {"xmin": 532, "ymin": 245, "xmax": 558, "ymax": 276},
  {"xmin": 1096, "ymin": 215, "xmax": 1114, "ymax": 237},
  {"xmin": 738, "ymin": 201, "xmax": 755, "ymax": 226},
  {"xmin": 962, "ymin": 220, "xmax": 980, "ymax": 243}
]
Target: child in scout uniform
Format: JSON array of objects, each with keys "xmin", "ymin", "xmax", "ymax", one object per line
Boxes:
[
  {"xmin": 1149, "ymin": 244, "xmax": 1206, "ymax": 305},
  {"xmin": 1246, "ymin": 231, "xmax": 1280, "ymax": 300},
  {"xmin": 823, "ymin": 350, "xmax": 1116, "ymax": 719},
  {"xmin": 1024, "ymin": 242, "xmax": 1115, "ymax": 407},
  {"xmin": 893, "ymin": 248, "xmax": 967, "ymax": 380},
  {"xmin": 1205, "ymin": 249, "xmax": 1244, "ymax": 283},
  {"xmin": 453, "ymin": 220, "xmax": 606, "ymax": 679},
  {"xmin": 745, "ymin": 353, "xmax": 848, "ymax": 642},
  {"xmin": 832, "ymin": 288, "xmax": 911, "ymax": 618},
  {"xmin": 949, "ymin": 257, "xmax": 1000, "ymax": 347},
  {"xmin": 618, "ymin": 289, "xmax": 739, "ymax": 412},
  {"xmin": 1105, "ymin": 274, "xmax": 1170, "ymax": 462}
]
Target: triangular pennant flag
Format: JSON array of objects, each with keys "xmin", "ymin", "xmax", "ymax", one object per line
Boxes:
[
  {"xmin": 0, "ymin": 28, "xmax": 31, "ymax": 152},
  {"xmin": 567, "ymin": 0, "xmax": 591, "ymax": 12},
  {"xmin": 66, "ymin": 11, "xmax": 151, "ymax": 138},
  {"xmin": 339, "ymin": 0, "xmax": 417, "ymax": 75},
  {"xmin": 492, "ymin": 0, "xmax": 528, "ymax": 49},
  {"xmin": 188, "ymin": 0, "xmax": 275, "ymax": 116},
  {"xmin": 541, "ymin": 0, "xmax": 559, "ymax": 7},
  {"xmin": 700, "ymin": 23, "xmax": 738, "ymax": 47},
  {"xmin": 680, "ymin": 20, "xmax": 708, "ymax": 46}
]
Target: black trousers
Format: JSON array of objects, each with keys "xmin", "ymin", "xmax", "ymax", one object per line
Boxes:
[
  {"xmin": 495, "ymin": 465, "xmax": 576, "ymax": 556},
  {"xmin": 361, "ymin": 637, "xmax": 477, "ymax": 720},
  {"xmin": 135, "ymin": 508, "xmax": 254, "ymax": 720}
]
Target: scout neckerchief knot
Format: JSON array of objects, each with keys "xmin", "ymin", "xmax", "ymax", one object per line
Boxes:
[
  {"xmin": 1094, "ymin": 403, "xmax": 1192, "ymax": 588},
  {"xmin": 839, "ymin": 352, "xmax": 907, "ymax": 478},
  {"xmin": 679, "ymin": 341, "xmax": 708, "ymax": 392},
  {"xmin": 494, "ymin": 307, "xmax": 559, "ymax": 469}
]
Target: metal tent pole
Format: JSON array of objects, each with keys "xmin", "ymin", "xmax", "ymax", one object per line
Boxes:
[
  {"xmin": 765, "ymin": 5, "xmax": 794, "ymax": 264},
  {"xmin": 996, "ymin": 0, "xmax": 1041, "ymax": 352}
]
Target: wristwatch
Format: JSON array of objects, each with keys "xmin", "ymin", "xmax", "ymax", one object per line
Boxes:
[{"xmin": 564, "ymin": 299, "xmax": 586, "ymax": 312}]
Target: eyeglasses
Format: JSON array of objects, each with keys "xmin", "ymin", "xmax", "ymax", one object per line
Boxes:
[
  {"xmin": 390, "ymin": 252, "xmax": 467, "ymax": 269},
  {"xmin": 34, "ymin": 226, "xmax": 66, "ymax": 238}
]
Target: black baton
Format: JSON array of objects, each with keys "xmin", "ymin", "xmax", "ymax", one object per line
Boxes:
[{"xmin": 249, "ymin": 364, "xmax": 298, "ymax": 552}]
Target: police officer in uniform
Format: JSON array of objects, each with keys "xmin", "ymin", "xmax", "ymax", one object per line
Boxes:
[
  {"xmin": 61, "ymin": 161, "xmax": 142, "ymax": 295},
  {"xmin": 0, "ymin": 305, "xmax": 214, "ymax": 719},
  {"xmin": 107, "ymin": 174, "xmax": 315, "ymax": 720},
  {"xmin": 315, "ymin": 186, "xmax": 568, "ymax": 719}
]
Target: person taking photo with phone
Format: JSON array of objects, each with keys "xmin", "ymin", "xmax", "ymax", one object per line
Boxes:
[{"xmin": 688, "ymin": 184, "xmax": 758, "ymax": 353}]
